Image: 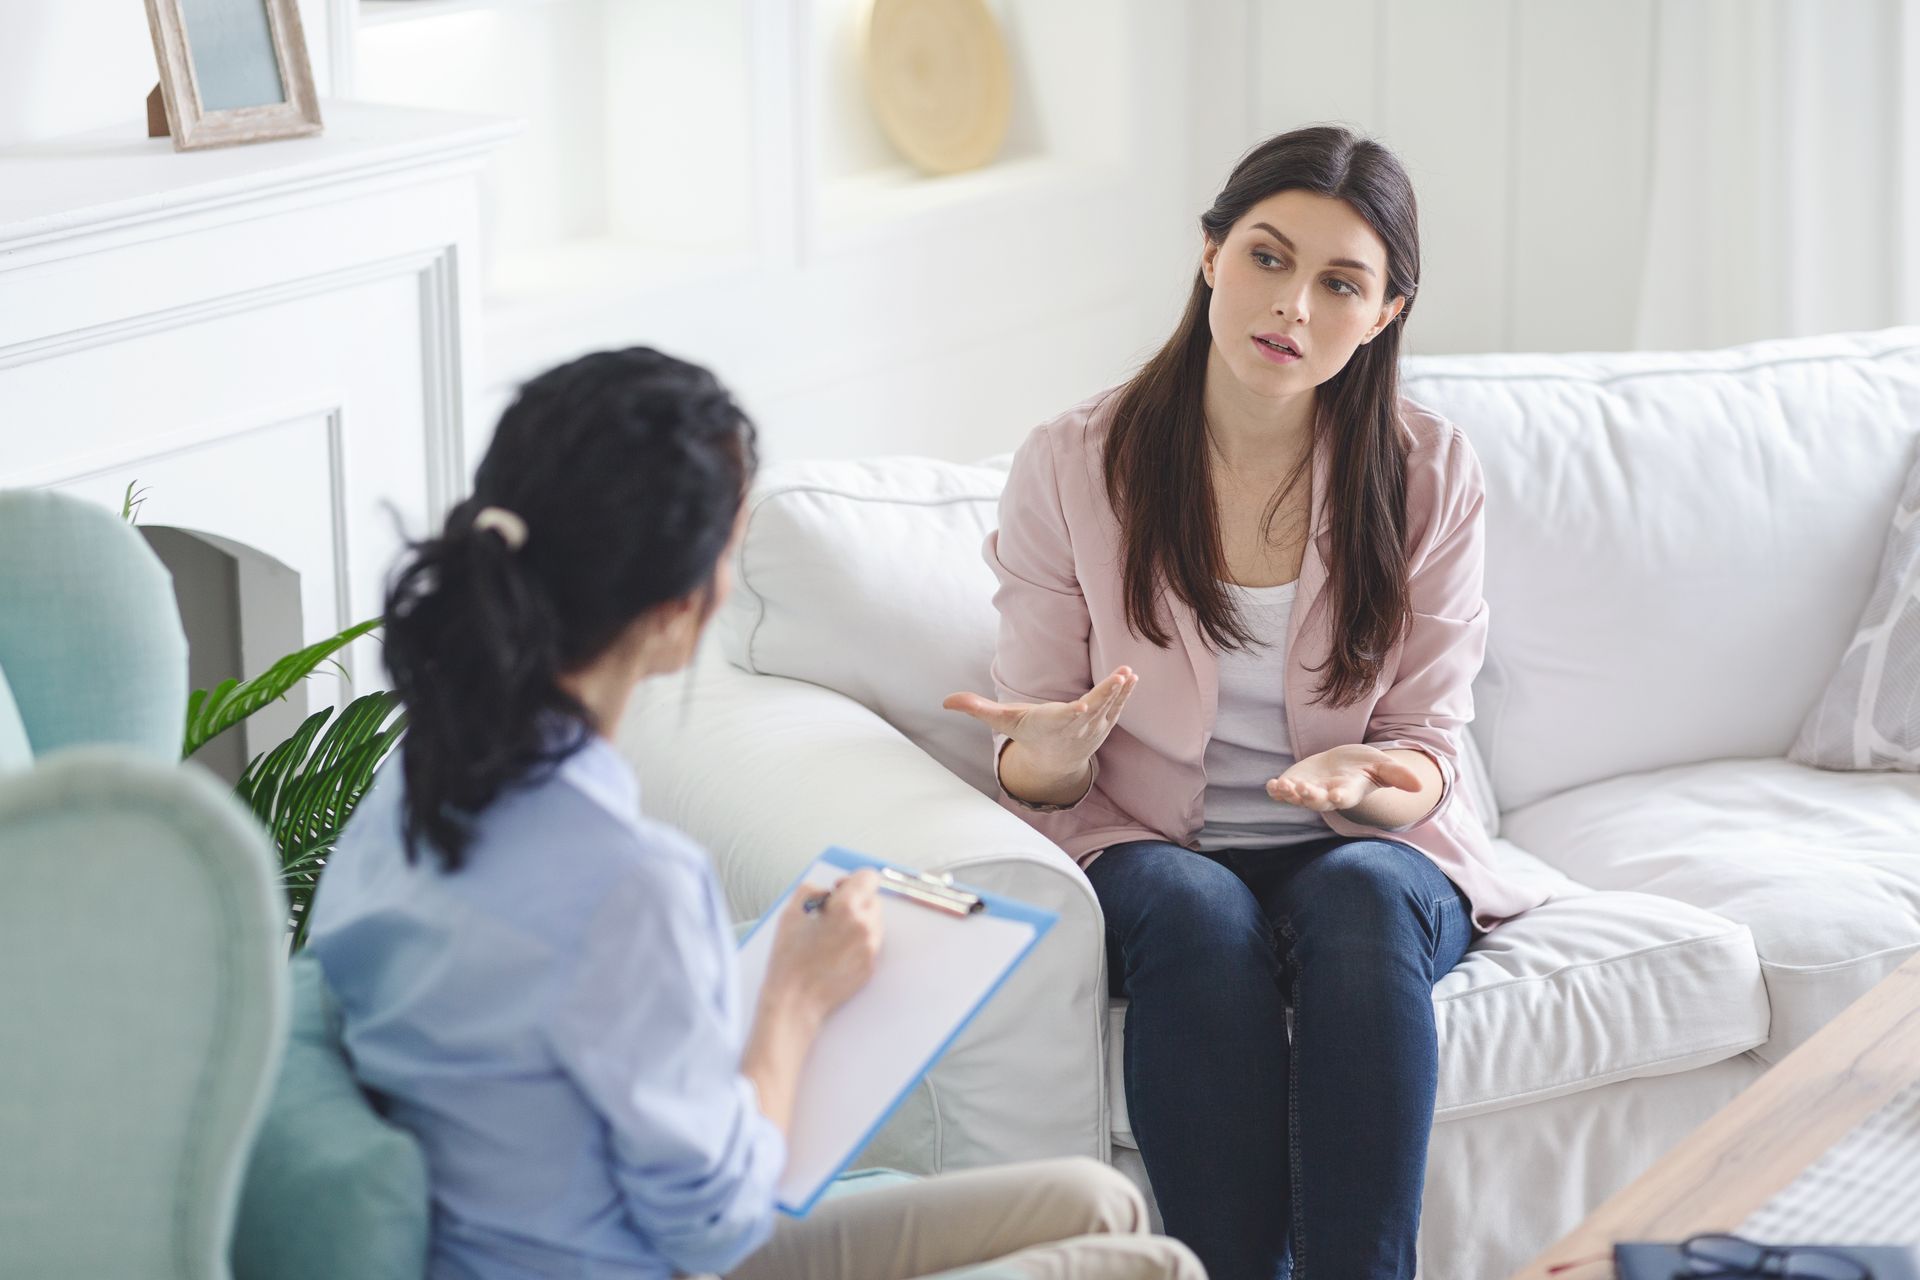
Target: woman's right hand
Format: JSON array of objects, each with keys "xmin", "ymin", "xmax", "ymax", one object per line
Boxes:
[
  {"xmin": 941, "ymin": 667, "xmax": 1139, "ymax": 774},
  {"xmin": 764, "ymin": 868, "xmax": 884, "ymax": 1021},
  {"xmin": 744, "ymin": 870, "xmax": 884, "ymax": 1133}
]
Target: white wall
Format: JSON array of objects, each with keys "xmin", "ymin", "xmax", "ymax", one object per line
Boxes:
[
  {"xmin": 346, "ymin": 0, "xmax": 1202, "ymax": 467},
  {"xmin": 0, "ymin": 0, "xmax": 334, "ymax": 147},
  {"xmin": 1198, "ymin": 0, "xmax": 1660, "ymax": 356},
  {"xmin": 1205, "ymin": 0, "xmax": 1920, "ymax": 358},
  {"xmin": 7, "ymin": 0, "xmax": 1915, "ymax": 464},
  {"xmin": 411, "ymin": 0, "xmax": 1918, "ymax": 463}
]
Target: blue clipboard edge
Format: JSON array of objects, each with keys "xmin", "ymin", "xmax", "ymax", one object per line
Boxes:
[{"xmin": 736, "ymin": 845, "xmax": 1059, "ymax": 1216}]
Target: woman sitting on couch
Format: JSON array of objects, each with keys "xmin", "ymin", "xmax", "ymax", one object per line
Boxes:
[
  {"xmin": 944, "ymin": 126, "xmax": 1551, "ymax": 1280},
  {"xmin": 307, "ymin": 348, "xmax": 1202, "ymax": 1280}
]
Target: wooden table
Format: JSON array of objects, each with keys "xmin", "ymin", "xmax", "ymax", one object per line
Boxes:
[{"xmin": 1510, "ymin": 953, "xmax": 1920, "ymax": 1279}]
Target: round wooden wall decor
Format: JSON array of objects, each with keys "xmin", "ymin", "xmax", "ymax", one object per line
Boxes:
[{"xmin": 863, "ymin": 0, "xmax": 1013, "ymax": 175}]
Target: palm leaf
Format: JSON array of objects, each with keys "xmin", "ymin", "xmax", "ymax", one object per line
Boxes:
[
  {"xmin": 120, "ymin": 480, "xmax": 150, "ymax": 525},
  {"xmin": 235, "ymin": 690, "xmax": 406, "ymax": 950},
  {"xmin": 184, "ymin": 617, "xmax": 383, "ymax": 759}
]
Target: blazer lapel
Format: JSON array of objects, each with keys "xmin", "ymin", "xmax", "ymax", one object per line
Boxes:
[
  {"xmin": 1286, "ymin": 443, "xmax": 1336, "ymax": 757},
  {"xmin": 1294, "ymin": 438, "xmax": 1335, "ymax": 634},
  {"xmin": 1172, "ymin": 591, "xmax": 1219, "ymax": 737}
]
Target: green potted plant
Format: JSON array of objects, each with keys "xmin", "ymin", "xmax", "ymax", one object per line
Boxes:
[
  {"xmin": 130, "ymin": 481, "xmax": 406, "ymax": 949},
  {"xmin": 182, "ymin": 618, "xmax": 405, "ymax": 950}
]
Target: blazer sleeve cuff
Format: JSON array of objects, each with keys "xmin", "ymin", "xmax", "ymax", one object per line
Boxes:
[
  {"xmin": 1363, "ymin": 738, "xmax": 1455, "ymax": 833},
  {"xmin": 993, "ymin": 735, "xmax": 1099, "ymax": 812}
]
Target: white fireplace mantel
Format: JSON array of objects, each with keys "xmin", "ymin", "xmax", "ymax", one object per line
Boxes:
[{"xmin": 0, "ymin": 100, "xmax": 514, "ymax": 697}]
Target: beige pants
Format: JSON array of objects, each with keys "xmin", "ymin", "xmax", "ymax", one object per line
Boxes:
[{"xmin": 720, "ymin": 1158, "xmax": 1203, "ymax": 1280}]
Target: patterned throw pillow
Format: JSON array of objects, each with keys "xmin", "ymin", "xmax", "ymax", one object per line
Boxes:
[{"xmin": 1791, "ymin": 449, "xmax": 1920, "ymax": 771}]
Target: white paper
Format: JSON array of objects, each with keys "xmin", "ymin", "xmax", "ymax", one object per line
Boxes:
[{"xmin": 736, "ymin": 860, "xmax": 1039, "ymax": 1212}]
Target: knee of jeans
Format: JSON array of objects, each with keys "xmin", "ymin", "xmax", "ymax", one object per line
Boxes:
[
  {"xmin": 1284, "ymin": 842, "xmax": 1438, "ymax": 954},
  {"xmin": 1110, "ymin": 852, "xmax": 1269, "ymax": 961},
  {"xmin": 1052, "ymin": 1157, "xmax": 1148, "ymax": 1235}
]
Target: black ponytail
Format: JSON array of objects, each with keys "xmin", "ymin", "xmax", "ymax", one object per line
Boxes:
[{"xmin": 382, "ymin": 347, "xmax": 759, "ymax": 870}]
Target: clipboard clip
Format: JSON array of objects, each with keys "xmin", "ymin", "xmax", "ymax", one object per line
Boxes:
[
  {"xmin": 803, "ymin": 866, "xmax": 985, "ymax": 918},
  {"xmin": 877, "ymin": 866, "xmax": 985, "ymax": 916}
]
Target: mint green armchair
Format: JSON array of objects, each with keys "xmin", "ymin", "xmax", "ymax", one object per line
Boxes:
[
  {"xmin": 0, "ymin": 749, "xmax": 287, "ymax": 1277},
  {"xmin": 0, "ymin": 488, "xmax": 294, "ymax": 1276},
  {"xmin": 0, "ymin": 489, "xmax": 188, "ymax": 771}
]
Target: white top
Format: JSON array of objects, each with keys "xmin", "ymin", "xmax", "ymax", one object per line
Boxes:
[{"xmin": 1194, "ymin": 580, "xmax": 1331, "ymax": 853}]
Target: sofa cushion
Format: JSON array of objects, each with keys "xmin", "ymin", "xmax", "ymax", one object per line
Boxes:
[
  {"xmin": 1502, "ymin": 756, "xmax": 1920, "ymax": 1062},
  {"xmin": 231, "ymin": 954, "xmax": 428, "ymax": 1280},
  {"xmin": 1404, "ymin": 327, "xmax": 1920, "ymax": 811},
  {"xmin": 1105, "ymin": 839, "xmax": 1766, "ymax": 1146},
  {"xmin": 722, "ymin": 453, "xmax": 1504, "ymax": 835},
  {"xmin": 723, "ymin": 455, "xmax": 1008, "ymax": 798}
]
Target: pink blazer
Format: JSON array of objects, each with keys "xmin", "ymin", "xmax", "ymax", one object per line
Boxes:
[{"xmin": 984, "ymin": 388, "xmax": 1549, "ymax": 931}]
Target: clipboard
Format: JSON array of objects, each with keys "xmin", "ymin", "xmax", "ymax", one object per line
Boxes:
[{"xmin": 736, "ymin": 846, "xmax": 1057, "ymax": 1216}]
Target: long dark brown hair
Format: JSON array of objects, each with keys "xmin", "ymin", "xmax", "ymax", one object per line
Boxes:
[{"xmin": 1103, "ymin": 124, "xmax": 1420, "ymax": 707}]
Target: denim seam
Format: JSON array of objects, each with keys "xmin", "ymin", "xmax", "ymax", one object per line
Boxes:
[
  {"xmin": 1424, "ymin": 895, "xmax": 1447, "ymax": 966},
  {"xmin": 1280, "ymin": 915, "xmax": 1307, "ymax": 1280}
]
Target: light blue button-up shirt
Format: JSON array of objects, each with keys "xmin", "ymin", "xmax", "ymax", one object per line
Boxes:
[{"xmin": 307, "ymin": 734, "xmax": 786, "ymax": 1279}]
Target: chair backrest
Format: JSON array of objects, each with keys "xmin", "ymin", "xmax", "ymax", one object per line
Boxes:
[
  {"xmin": 230, "ymin": 955, "xmax": 430, "ymax": 1280},
  {"xmin": 0, "ymin": 748, "xmax": 287, "ymax": 1278},
  {"xmin": 0, "ymin": 489, "xmax": 188, "ymax": 767}
]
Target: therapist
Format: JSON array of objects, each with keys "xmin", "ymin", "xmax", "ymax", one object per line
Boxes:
[{"xmin": 306, "ymin": 347, "xmax": 1202, "ymax": 1280}]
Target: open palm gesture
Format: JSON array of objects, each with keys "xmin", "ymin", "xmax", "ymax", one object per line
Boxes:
[
  {"xmin": 942, "ymin": 667, "xmax": 1139, "ymax": 773},
  {"xmin": 1266, "ymin": 744, "xmax": 1422, "ymax": 813}
]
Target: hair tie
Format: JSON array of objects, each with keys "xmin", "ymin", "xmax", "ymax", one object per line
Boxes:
[{"xmin": 472, "ymin": 506, "xmax": 529, "ymax": 551}]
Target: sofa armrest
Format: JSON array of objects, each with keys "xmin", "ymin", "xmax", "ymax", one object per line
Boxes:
[{"xmin": 615, "ymin": 653, "xmax": 1111, "ymax": 1173}]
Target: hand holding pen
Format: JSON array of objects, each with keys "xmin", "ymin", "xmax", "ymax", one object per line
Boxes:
[
  {"xmin": 767, "ymin": 868, "xmax": 884, "ymax": 1020},
  {"xmin": 742, "ymin": 869, "xmax": 883, "ymax": 1136}
]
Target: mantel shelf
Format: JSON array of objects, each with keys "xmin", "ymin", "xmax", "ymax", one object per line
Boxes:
[{"xmin": 0, "ymin": 100, "xmax": 518, "ymax": 259}]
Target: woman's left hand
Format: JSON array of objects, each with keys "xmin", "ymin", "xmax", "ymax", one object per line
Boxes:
[{"xmin": 1266, "ymin": 744, "xmax": 1423, "ymax": 813}]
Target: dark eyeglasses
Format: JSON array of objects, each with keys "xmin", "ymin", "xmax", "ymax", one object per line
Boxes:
[{"xmin": 1682, "ymin": 1233, "xmax": 1873, "ymax": 1280}]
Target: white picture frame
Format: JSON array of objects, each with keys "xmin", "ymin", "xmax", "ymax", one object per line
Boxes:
[{"xmin": 144, "ymin": 0, "xmax": 323, "ymax": 151}]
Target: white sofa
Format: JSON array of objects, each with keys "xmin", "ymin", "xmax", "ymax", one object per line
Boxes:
[{"xmin": 616, "ymin": 327, "xmax": 1920, "ymax": 1279}]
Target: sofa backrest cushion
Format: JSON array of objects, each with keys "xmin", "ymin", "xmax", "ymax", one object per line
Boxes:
[
  {"xmin": 722, "ymin": 456, "xmax": 1009, "ymax": 799},
  {"xmin": 725, "ymin": 329, "xmax": 1920, "ymax": 823},
  {"xmin": 1404, "ymin": 327, "xmax": 1920, "ymax": 809},
  {"xmin": 230, "ymin": 954, "xmax": 428, "ymax": 1280}
]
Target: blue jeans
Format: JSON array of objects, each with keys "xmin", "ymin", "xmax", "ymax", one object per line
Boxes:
[{"xmin": 1085, "ymin": 836, "xmax": 1473, "ymax": 1280}]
